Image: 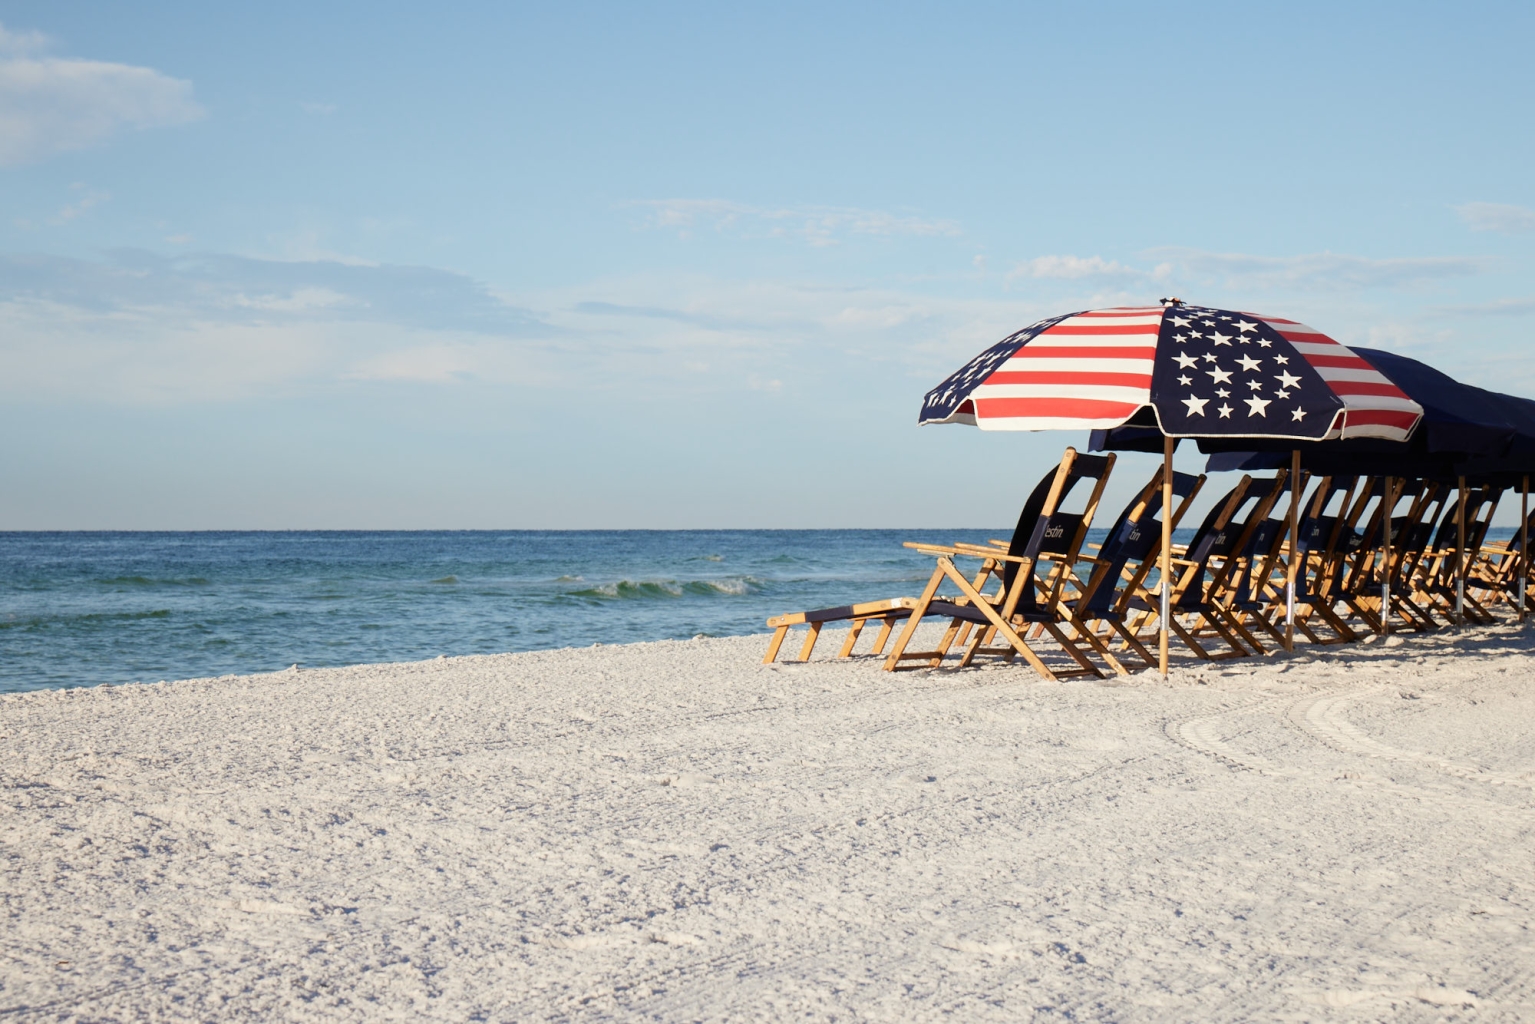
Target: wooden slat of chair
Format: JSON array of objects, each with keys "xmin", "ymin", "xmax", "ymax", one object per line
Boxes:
[{"xmin": 883, "ymin": 447, "xmax": 1120, "ymax": 678}]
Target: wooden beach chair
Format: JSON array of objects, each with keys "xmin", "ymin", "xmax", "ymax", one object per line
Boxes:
[
  {"xmin": 1417, "ymin": 484, "xmax": 1504, "ymax": 624},
  {"xmin": 929, "ymin": 465, "xmax": 1203, "ymax": 664},
  {"xmin": 1346, "ymin": 478, "xmax": 1445, "ymax": 633},
  {"xmin": 1468, "ymin": 500, "xmax": 1535, "ymax": 614},
  {"xmin": 1246, "ymin": 475, "xmax": 1369, "ymax": 647},
  {"xmin": 879, "ymin": 448, "xmax": 1119, "ymax": 679},
  {"xmin": 1133, "ymin": 474, "xmax": 1284, "ymax": 662},
  {"xmin": 1213, "ymin": 471, "xmax": 1316, "ymax": 652},
  {"xmin": 1063, "ymin": 466, "xmax": 1206, "ymax": 667},
  {"xmin": 761, "ymin": 447, "xmax": 1104, "ymax": 665}
]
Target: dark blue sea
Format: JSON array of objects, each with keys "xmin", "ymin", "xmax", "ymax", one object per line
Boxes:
[
  {"xmin": 4, "ymin": 527, "xmax": 1519, "ymax": 694},
  {"xmin": 0, "ymin": 530, "xmax": 1013, "ymax": 694}
]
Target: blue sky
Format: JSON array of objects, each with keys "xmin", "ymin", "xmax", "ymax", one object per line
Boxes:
[{"xmin": 1, "ymin": 1, "xmax": 1533, "ymax": 528}]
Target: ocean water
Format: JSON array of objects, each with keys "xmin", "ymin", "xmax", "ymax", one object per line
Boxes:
[
  {"xmin": 3, "ymin": 526, "xmax": 1520, "ymax": 694},
  {"xmin": 0, "ymin": 530, "xmax": 1011, "ymax": 694}
]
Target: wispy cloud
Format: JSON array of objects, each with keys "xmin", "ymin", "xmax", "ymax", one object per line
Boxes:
[
  {"xmin": 0, "ymin": 249, "xmax": 546, "ymax": 335},
  {"xmin": 0, "ymin": 23, "xmax": 47, "ymax": 54},
  {"xmin": 0, "ymin": 21, "xmax": 203, "ymax": 166},
  {"xmin": 1147, "ymin": 247, "xmax": 1483, "ymax": 290},
  {"xmin": 571, "ymin": 299, "xmax": 783, "ymax": 333},
  {"xmin": 0, "ymin": 250, "xmax": 557, "ymax": 400},
  {"xmin": 53, "ymin": 184, "xmax": 109, "ymax": 223},
  {"xmin": 1425, "ymin": 297, "xmax": 1535, "ymax": 318},
  {"xmin": 630, "ymin": 199, "xmax": 961, "ymax": 247},
  {"xmin": 1006, "ymin": 254, "xmax": 1155, "ymax": 283},
  {"xmin": 998, "ymin": 248, "xmax": 1476, "ymax": 292},
  {"xmin": 1455, "ymin": 202, "xmax": 1535, "ymax": 234}
]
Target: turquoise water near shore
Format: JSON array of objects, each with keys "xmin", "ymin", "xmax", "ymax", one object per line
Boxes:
[
  {"xmin": 0, "ymin": 530, "xmax": 1004, "ymax": 693},
  {"xmin": 2, "ymin": 527, "xmax": 1519, "ymax": 694}
]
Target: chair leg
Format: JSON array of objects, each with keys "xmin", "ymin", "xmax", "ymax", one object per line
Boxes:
[
  {"xmin": 1061, "ymin": 610, "xmax": 1126, "ymax": 675},
  {"xmin": 1169, "ymin": 616, "xmax": 1216, "ymax": 660},
  {"xmin": 1040, "ymin": 621, "xmax": 1104, "ymax": 678},
  {"xmin": 837, "ymin": 619, "xmax": 867, "ymax": 658},
  {"xmin": 763, "ymin": 626, "xmax": 789, "ymax": 664},
  {"xmin": 870, "ymin": 616, "xmax": 898, "ymax": 655},
  {"xmin": 796, "ymin": 621, "xmax": 823, "ymax": 661},
  {"xmin": 883, "ymin": 567, "xmax": 947, "ymax": 671},
  {"xmin": 931, "ymin": 619, "xmax": 967, "ymax": 667},
  {"xmin": 1108, "ymin": 619, "xmax": 1157, "ymax": 667},
  {"xmin": 1208, "ymin": 610, "xmax": 1260, "ymax": 657},
  {"xmin": 958, "ymin": 628, "xmax": 988, "ymax": 668}
]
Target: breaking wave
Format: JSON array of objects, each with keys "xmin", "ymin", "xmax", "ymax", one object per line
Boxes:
[{"xmin": 566, "ymin": 577, "xmax": 763, "ymax": 601}]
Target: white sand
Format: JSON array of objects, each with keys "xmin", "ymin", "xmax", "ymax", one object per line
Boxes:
[{"xmin": 3, "ymin": 625, "xmax": 1535, "ymax": 1021}]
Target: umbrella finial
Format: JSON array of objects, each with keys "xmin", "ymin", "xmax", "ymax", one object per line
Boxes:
[{"xmin": 1159, "ymin": 297, "xmax": 1183, "ymax": 307}]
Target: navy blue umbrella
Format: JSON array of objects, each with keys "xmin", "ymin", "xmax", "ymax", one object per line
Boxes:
[{"xmin": 1138, "ymin": 349, "xmax": 1535, "ymax": 628}]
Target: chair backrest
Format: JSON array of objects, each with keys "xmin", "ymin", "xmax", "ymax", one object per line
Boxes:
[
  {"xmin": 1197, "ymin": 472, "xmax": 1289, "ymax": 606},
  {"xmin": 1469, "ymin": 485, "xmax": 1505, "ymax": 554},
  {"xmin": 1396, "ymin": 481, "xmax": 1442, "ymax": 555},
  {"xmin": 1169, "ymin": 475, "xmax": 1253, "ymax": 610},
  {"xmin": 999, "ymin": 447, "xmax": 1115, "ymax": 597},
  {"xmin": 1301, "ymin": 475, "xmax": 1359, "ymax": 555},
  {"xmin": 1428, "ymin": 484, "xmax": 1505, "ymax": 586},
  {"xmin": 1076, "ymin": 467, "xmax": 1205, "ymax": 617},
  {"xmin": 1227, "ymin": 471, "xmax": 1312, "ymax": 606},
  {"xmin": 1373, "ymin": 479, "xmax": 1444, "ymax": 591},
  {"xmin": 1430, "ymin": 491, "xmax": 1468, "ymax": 553},
  {"xmin": 1293, "ymin": 475, "xmax": 1364, "ymax": 600}
]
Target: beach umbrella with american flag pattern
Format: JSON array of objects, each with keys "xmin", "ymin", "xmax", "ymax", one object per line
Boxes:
[{"xmin": 919, "ymin": 300, "xmax": 1425, "ymax": 671}]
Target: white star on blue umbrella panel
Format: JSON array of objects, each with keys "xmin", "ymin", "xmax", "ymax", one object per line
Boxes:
[{"xmin": 1151, "ymin": 305, "xmax": 1342, "ymax": 439}]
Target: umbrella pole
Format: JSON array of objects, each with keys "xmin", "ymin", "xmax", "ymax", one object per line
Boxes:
[
  {"xmin": 1521, "ymin": 475, "xmax": 1529, "ymax": 624},
  {"xmin": 1456, "ymin": 475, "xmax": 1467, "ymax": 627},
  {"xmin": 1286, "ymin": 449, "xmax": 1298, "ymax": 651},
  {"xmin": 1381, "ymin": 477, "xmax": 1393, "ymax": 637},
  {"xmin": 1160, "ymin": 436, "xmax": 1173, "ymax": 677}
]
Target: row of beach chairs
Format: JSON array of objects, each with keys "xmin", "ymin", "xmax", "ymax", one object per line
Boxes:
[{"xmin": 762, "ymin": 448, "xmax": 1529, "ymax": 680}]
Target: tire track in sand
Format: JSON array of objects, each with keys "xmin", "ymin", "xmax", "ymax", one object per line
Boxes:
[
  {"xmin": 1292, "ymin": 686, "xmax": 1534, "ymax": 790},
  {"xmin": 1162, "ymin": 694, "xmax": 1295, "ymax": 775}
]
